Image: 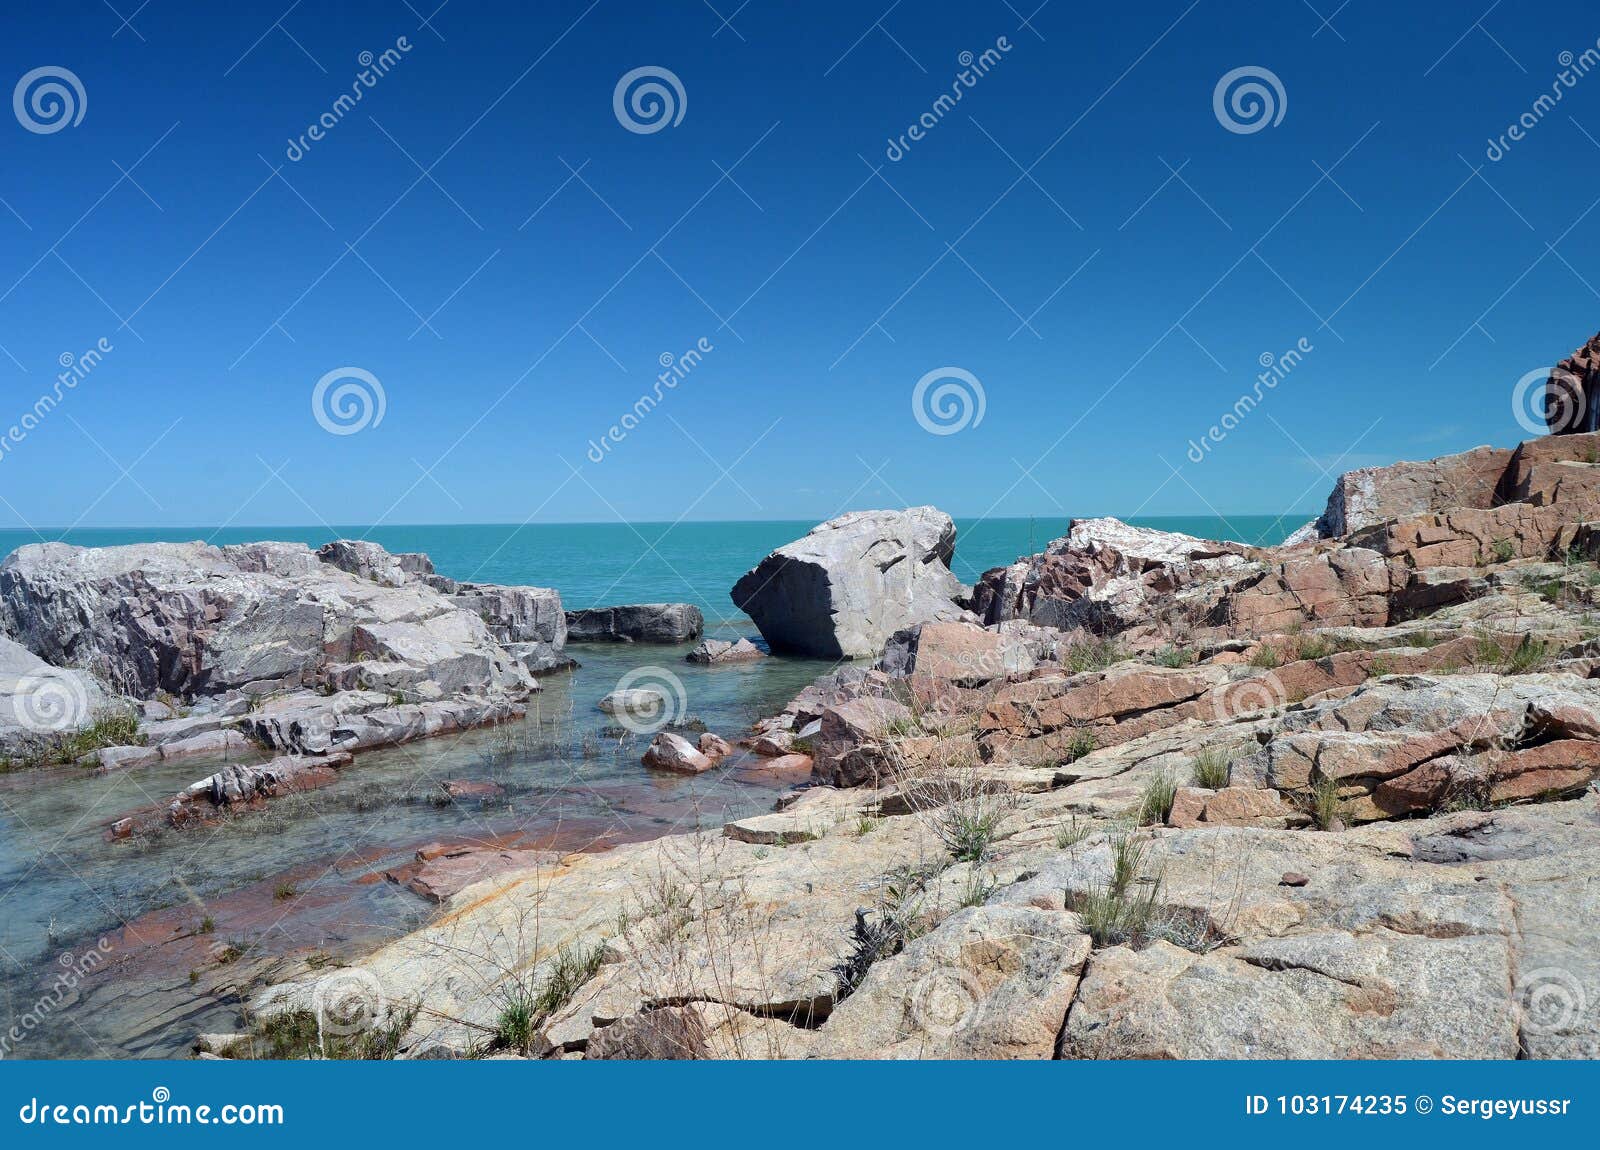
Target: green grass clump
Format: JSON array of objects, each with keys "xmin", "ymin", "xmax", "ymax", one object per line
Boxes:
[
  {"xmin": 1153, "ymin": 645, "xmax": 1194, "ymax": 668},
  {"xmin": 1136, "ymin": 770, "xmax": 1178, "ymax": 826},
  {"xmin": 1248, "ymin": 645, "xmax": 1282, "ymax": 669},
  {"xmin": 1489, "ymin": 537, "xmax": 1516, "ymax": 564},
  {"xmin": 495, "ymin": 941, "xmax": 607, "ymax": 1053},
  {"xmin": 1294, "ymin": 634, "xmax": 1336, "ymax": 661},
  {"xmin": 1055, "ymin": 814, "xmax": 1092, "ymax": 851},
  {"xmin": 1065, "ymin": 635, "xmax": 1124, "ymax": 674},
  {"xmin": 1304, "ymin": 775, "xmax": 1346, "ymax": 831},
  {"xmin": 1059, "ymin": 727, "xmax": 1097, "ymax": 765},
  {"xmin": 936, "ymin": 797, "xmax": 1008, "ymax": 863},
  {"xmin": 1190, "ymin": 748, "xmax": 1230, "ymax": 790},
  {"xmin": 12, "ymin": 708, "xmax": 143, "ymax": 769}
]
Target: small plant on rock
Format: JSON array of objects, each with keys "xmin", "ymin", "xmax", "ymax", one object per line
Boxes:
[
  {"xmin": 1190, "ymin": 748, "xmax": 1230, "ymax": 790},
  {"xmin": 1136, "ymin": 770, "xmax": 1178, "ymax": 826}
]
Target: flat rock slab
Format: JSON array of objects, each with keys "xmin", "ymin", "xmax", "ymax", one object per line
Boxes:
[{"xmin": 392, "ymin": 846, "xmax": 562, "ymax": 903}]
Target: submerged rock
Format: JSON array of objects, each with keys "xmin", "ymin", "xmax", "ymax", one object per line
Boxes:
[{"xmin": 686, "ymin": 637, "xmax": 765, "ymax": 665}]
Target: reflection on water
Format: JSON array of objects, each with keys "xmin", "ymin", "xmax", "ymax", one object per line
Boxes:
[{"xmin": 0, "ymin": 626, "xmax": 832, "ymax": 1058}]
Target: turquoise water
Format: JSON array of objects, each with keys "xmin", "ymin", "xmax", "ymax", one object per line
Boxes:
[{"xmin": 0, "ymin": 516, "xmax": 1307, "ymax": 619}]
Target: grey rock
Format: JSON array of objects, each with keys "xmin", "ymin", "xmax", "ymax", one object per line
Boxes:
[
  {"xmin": 686, "ymin": 637, "xmax": 765, "ymax": 664},
  {"xmin": 731, "ymin": 508, "xmax": 966, "ymax": 658},
  {"xmin": 566, "ymin": 604, "xmax": 703, "ymax": 644},
  {"xmin": 0, "ymin": 540, "xmax": 533, "ymax": 704},
  {"xmin": 0, "ymin": 635, "xmax": 112, "ymax": 757}
]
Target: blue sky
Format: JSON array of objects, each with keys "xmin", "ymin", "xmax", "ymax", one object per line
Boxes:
[{"xmin": 1, "ymin": 0, "xmax": 1598, "ymax": 528}]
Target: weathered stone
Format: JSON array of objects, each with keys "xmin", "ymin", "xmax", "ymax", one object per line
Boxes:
[
  {"xmin": 731, "ymin": 508, "xmax": 965, "ymax": 658},
  {"xmin": 642, "ymin": 731, "xmax": 714, "ymax": 774},
  {"xmin": 686, "ymin": 637, "xmax": 765, "ymax": 664},
  {"xmin": 566, "ymin": 604, "xmax": 703, "ymax": 644}
]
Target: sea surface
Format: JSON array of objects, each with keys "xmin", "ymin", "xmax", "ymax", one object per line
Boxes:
[
  {"xmin": 0, "ymin": 515, "xmax": 1306, "ymax": 615},
  {"xmin": 0, "ymin": 515, "xmax": 1305, "ymax": 1058}
]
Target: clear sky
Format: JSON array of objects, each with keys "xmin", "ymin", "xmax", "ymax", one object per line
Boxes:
[{"xmin": 1, "ymin": 0, "xmax": 1598, "ymax": 529}]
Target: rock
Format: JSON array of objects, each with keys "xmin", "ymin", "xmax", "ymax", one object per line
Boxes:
[
  {"xmin": 396, "ymin": 845, "xmax": 561, "ymax": 903},
  {"xmin": 565, "ymin": 604, "xmax": 703, "ymax": 644},
  {"xmin": 0, "ymin": 540, "xmax": 533, "ymax": 707},
  {"xmin": 686, "ymin": 638, "xmax": 765, "ymax": 664},
  {"xmin": 1301, "ymin": 446, "xmax": 1511, "ymax": 540},
  {"xmin": 1281, "ymin": 872, "xmax": 1309, "ymax": 887},
  {"xmin": 0, "ymin": 635, "xmax": 113, "ymax": 758},
  {"xmin": 642, "ymin": 731, "xmax": 714, "ymax": 773},
  {"xmin": 245, "ymin": 691, "xmax": 525, "ymax": 756},
  {"xmin": 815, "ymin": 904, "xmax": 1091, "ymax": 1059},
  {"xmin": 439, "ymin": 779, "xmax": 505, "ymax": 801},
  {"xmin": 504, "ymin": 641, "xmax": 578, "ymax": 676},
  {"xmin": 878, "ymin": 620, "xmax": 1036, "ymax": 685},
  {"xmin": 731, "ymin": 508, "xmax": 966, "ymax": 658},
  {"xmin": 724, "ymin": 786, "xmax": 863, "ymax": 844},
  {"xmin": 446, "ymin": 583, "xmax": 566, "ymax": 647},
  {"xmin": 1545, "ymin": 330, "xmax": 1600, "ymax": 435},
  {"xmin": 315, "ymin": 539, "xmax": 415, "ymax": 586},
  {"xmin": 1167, "ymin": 786, "xmax": 1297, "ymax": 828},
  {"xmin": 597, "ymin": 688, "xmax": 667, "ymax": 724},
  {"xmin": 969, "ymin": 517, "xmax": 1253, "ymax": 630},
  {"xmin": 698, "ymin": 732, "xmax": 735, "ymax": 760},
  {"xmin": 812, "ymin": 696, "xmax": 914, "ymax": 788}
]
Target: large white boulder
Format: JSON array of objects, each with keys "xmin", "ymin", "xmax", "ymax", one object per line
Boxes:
[{"xmin": 731, "ymin": 508, "xmax": 966, "ymax": 658}]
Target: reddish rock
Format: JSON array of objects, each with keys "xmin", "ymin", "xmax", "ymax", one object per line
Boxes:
[
  {"xmin": 1542, "ymin": 332, "xmax": 1600, "ymax": 435},
  {"xmin": 395, "ymin": 846, "xmax": 562, "ymax": 902},
  {"xmin": 698, "ymin": 733, "xmax": 736, "ymax": 760},
  {"xmin": 642, "ymin": 731, "xmax": 715, "ymax": 774},
  {"xmin": 1280, "ymin": 872, "xmax": 1309, "ymax": 887},
  {"xmin": 1166, "ymin": 786, "xmax": 1293, "ymax": 828}
]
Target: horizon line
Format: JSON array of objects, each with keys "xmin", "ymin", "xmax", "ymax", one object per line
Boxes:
[{"xmin": 0, "ymin": 511, "xmax": 1322, "ymax": 534}]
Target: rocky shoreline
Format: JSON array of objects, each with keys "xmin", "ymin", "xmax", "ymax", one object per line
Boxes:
[{"xmin": 7, "ymin": 375, "xmax": 1600, "ymax": 1059}]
